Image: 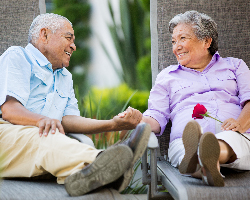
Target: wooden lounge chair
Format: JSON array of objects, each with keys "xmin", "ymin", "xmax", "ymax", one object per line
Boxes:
[{"xmin": 142, "ymin": 0, "xmax": 250, "ymax": 199}]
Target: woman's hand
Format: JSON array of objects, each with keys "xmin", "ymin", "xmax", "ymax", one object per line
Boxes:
[{"xmin": 221, "ymin": 118, "xmax": 242, "ymax": 132}]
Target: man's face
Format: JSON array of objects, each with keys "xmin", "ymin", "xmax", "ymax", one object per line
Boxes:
[{"xmin": 43, "ymin": 21, "xmax": 76, "ymax": 70}]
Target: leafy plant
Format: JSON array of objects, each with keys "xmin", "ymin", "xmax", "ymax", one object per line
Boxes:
[
  {"xmin": 103, "ymin": 0, "xmax": 151, "ymax": 90},
  {"xmin": 81, "ymin": 83, "xmax": 149, "ymax": 120},
  {"xmin": 52, "ymin": 0, "xmax": 91, "ymax": 96},
  {"xmin": 75, "ymin": 85, "xmax": 149, "ymax": 193}
]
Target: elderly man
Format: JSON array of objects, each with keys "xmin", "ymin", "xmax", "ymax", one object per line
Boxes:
[{"xmin": 0, "ymin": 13, "xmax": 150, "ymax": 196}]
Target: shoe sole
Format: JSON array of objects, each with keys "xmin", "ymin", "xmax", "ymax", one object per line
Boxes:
[
  {"xmin": 64, "ymin": 144, "xmax": 133, "ymax": 196},
  {"xmin": 199, "ymin": 132, "xmax": 224, "ymax": 187},
  {"xmin": 179, "ymin": 120, "xmax": 202, "ymax": 174},
  {"xmin": 117, "ymin": 123, "xmax": 151, "ymax": 192}
]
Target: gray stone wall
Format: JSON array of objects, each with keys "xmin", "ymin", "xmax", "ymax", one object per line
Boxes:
[
  {"xmin": 0, "ymin": 0, "xmax": 40, "ymax": 55},
  {"xmin": 152, "ymin": 0, "xmax": 250, "ymax": 79}
]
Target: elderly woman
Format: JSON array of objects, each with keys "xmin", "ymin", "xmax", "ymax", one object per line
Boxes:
[{"xmin": 142, "ymin": 10, "xmax": 250, "ymax": 187}]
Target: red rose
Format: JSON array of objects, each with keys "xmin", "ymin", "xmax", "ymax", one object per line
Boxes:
[
  {"xmin": 191, "ymin": 103, "xmax": 250, "ymax": 142},
  {"xmin": 192, "ymin": 103, "xmax": 207, "ymax": 119}
]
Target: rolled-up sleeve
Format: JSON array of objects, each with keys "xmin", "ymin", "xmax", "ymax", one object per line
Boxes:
[
  {"xmin": 234, "ymin": 59, "xmax": 250, "ymax": 108},
  {"xmin": 0, "ymin": 48, "xmax": 31, "ymax": 107},
  {"xmin": 143, "ymin": 71, "xmax": 170, "ymax": 135}
]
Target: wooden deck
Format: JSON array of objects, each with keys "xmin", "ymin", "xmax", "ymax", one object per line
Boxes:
[{"xmin": 0, "ymin": 179, "xmax": 147, "ymax": 200}]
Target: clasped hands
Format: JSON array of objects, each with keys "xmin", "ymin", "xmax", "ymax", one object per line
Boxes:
[
  {"xmin": 36, "ymin": 107, "xmax": 143, "ymax": 137},
  {"xmin": 36, "ymin": 112, "xmax": 243, "ymax": 137},
  {"xmin": 113, "ymin": 106, "xmax": 143, "ymax": 130}
]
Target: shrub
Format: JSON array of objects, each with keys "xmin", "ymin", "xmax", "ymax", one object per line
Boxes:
[
  {"xmin": 74, "ymin": 84, "xmax": 149, "ymax": 193},
  {"xmin": 82, "ymin": 83, "xmax": 149, "ymax": 120}
]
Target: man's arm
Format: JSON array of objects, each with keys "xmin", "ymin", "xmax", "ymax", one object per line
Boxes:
[
  {"xmin": 222, "ymin": 100, "xmax": 250, "ymax": 133},
  {"xmin": 62, "ymin": 107, "xmax": 142, "ymax": 134},
  {"xmin": 1, "ymin": 96, "xmax": 65, "ymax": 136}
]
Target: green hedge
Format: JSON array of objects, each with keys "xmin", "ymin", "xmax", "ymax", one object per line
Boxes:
[{"xmin": 80, "ymin": 83, "xmax": 150, "ymax": 119}]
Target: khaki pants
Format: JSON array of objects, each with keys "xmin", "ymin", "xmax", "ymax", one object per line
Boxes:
[{"xmin": 0, "ymin": 118, "xmax": 101, "ymax": 184}]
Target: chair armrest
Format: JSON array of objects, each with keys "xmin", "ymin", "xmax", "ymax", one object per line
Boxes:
[
  {"xmin": 67, "ymin": 133, "xmax": 95, "ymax": 147},
  {"xmin": 142, "ymin": 132, "xmax": 159, "ymax": 186},
  {"xmin": 147, "ymin": 132, "xmax": 159, "ymax": 148}
]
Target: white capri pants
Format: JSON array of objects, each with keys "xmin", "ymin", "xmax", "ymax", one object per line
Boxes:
[
  {"xmin": 168, "ymin": 130, "xmax": 250, "ymax": 171},
  {"xmin": 0, "ymin": 118, "xmax": 101, "ymax": 184}
]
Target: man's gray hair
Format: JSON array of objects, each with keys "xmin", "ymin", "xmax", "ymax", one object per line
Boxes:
[
  {"xmin": 28, "ymin": 13, "xmax": 72, "ymax": 44},
  {"xmin": 169, "ymin": 10, "xmax": 218, "ymax": 55}
]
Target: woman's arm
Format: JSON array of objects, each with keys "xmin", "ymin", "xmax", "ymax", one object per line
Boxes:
[
  {"xmin": 222, "ymin": 100, "xmax": 250, "ymax": 133},
  {"xmin": 141, "ymin": 116, "xmax": 161, "ymax": 134}
]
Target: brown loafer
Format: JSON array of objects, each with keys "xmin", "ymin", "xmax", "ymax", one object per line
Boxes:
[
  {"xmin": 179, "ymin": 120, "xmax": 202, "ymax": 174},
  {"xmin": 64, "ymin": 144, "xmax": 133, "ymax": 196},
  {"xmin": 198, "ymin": 132, "xmax": 224, "ymax": 187},
  {"xmin": 111, "ymin": 122, "xmax": 151, "ymax": 192}
]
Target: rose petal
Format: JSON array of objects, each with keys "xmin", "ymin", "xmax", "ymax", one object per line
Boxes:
[{"xmin": 192, "ymin": 103, "xmax": 207, "ymax": 119}]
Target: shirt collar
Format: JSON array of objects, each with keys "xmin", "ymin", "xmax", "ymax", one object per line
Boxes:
[
  {"xmin": 56, "ymin": 68, "xmax": 68, "ymax": 76},
  {"xmin": 209, "ymin": 51, "xmax": 220, "ymax": 63},
  {"xmin": 25, "ymin": 43, "xmax": 67, "ymax": 76},
  {"xmin": 203, "ymin": 51, "xmax": 220, "ymax": 71},
  {"xmin": 171, "ymin": 51, "xmax": 221, "ymax": 72},
  {"xmin": 25, "ymin": 43, "xmax": 50, "ymax": 67}
]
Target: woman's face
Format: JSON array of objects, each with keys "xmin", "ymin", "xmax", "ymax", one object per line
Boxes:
[{"xmin": 172, "ymin": 23, "xmax": 212, "ymax": 71}]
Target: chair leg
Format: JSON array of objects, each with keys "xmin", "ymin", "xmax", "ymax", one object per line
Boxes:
[
  {"xmin": 142, "ymin": 145, "xmax": 174, "ymax": 199},
  {"xmin": 147, "ymin": 147, "xmax": 173, "ymax": 200},
  {"xmin": 147, "ymin": 184, "xmax": 173, "ymax": 200},
  {"xmin": 142, "ymin": 150, "xmax": 151, "ymax": 185}
]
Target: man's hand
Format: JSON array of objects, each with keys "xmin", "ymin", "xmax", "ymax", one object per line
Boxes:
[
  {"xmin": 113, "ymin": 107, "xmax": 142, "ymax": 130},
  {"xmin": 36, "ymin": 117, "xmax": 65, "ymax": 137},
  {"xmin": 1, "ymin": 96, "xmax": 65, "ymax": 137},
  {"xmin": 221, "ymin": 118, "xmax": 242, "ymax": 132}
]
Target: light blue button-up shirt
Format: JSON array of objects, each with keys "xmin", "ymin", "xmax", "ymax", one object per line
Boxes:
[
  {"xmin": 144, "ymin": 52, "xmax": 250, "ymax": 143},
  {"xmin": 0, "ymin": 43, "xmax": 80, "ymax": 121}
]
